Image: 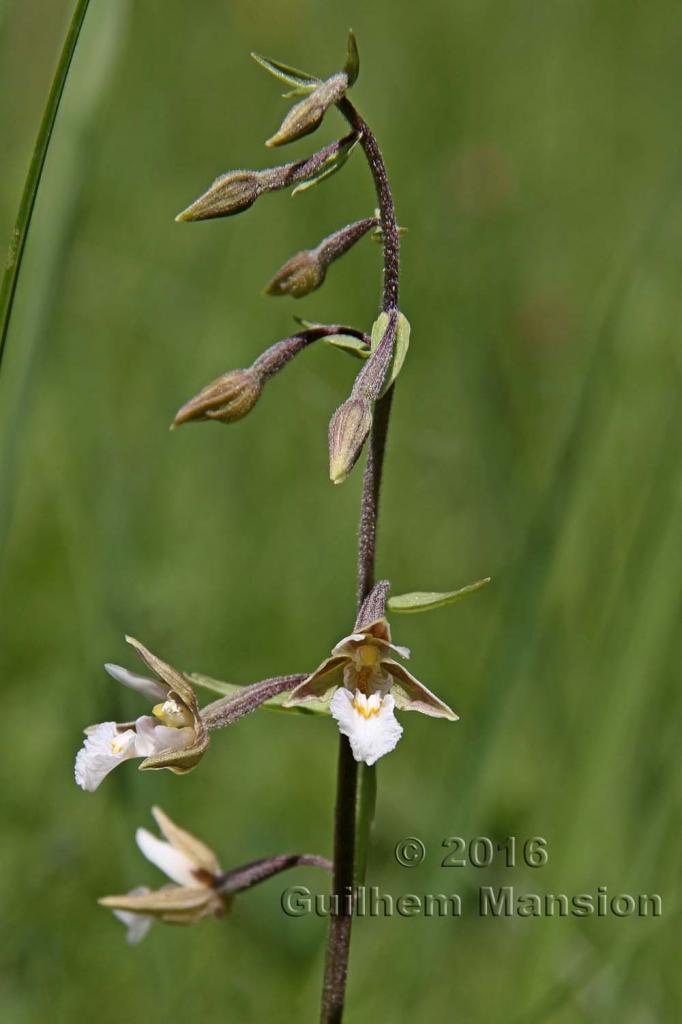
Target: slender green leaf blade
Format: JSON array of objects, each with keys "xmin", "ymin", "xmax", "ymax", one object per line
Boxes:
[
  {"xmin": 250, "ymin": 51, "xmax": 320, "ymax": 93},
  {"xmin": 388, "ymin": 577, "xmax": 492, "ymax": 613},
  {"xmin": 0, "ymin": 0, "xmax": 93, "ymax": 371},
  {"xmin": 323, "ymin": 334, "xmax": 370, "ymax": 359}
]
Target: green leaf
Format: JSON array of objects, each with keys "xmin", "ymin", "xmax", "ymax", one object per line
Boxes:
[
  {"xmin": 291, "ymin": 134, "xmax": 360, "ymax": 196},
  {"xmin": 324, "ymin": 334, "xmax": 370, "ymax": 359},
  {"xmin": 388, "ymin": 577, "xmax": 492, "ymax": 614},
  {"xmin": 344, "ymin": 29, "xmax": 360, "ymax": 87},
  {"xmin": 370, "ymin": 310, "xmax": 411, "ymax": 395},
  {"xmin": 250, "ymin": 52, "xmax": 320, "ymax": 96},
  {"xmin": 190, "ymin": 673, "xmax": 330, "ymax": 715},
  {"xmin": 0, "ymin": 0, "xmax": 93, "ymax": 372}
]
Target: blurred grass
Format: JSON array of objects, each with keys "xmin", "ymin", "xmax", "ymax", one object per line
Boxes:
[{"xmin": 1, "ymin": 1, "xmax": 680, "ymax": 1021}]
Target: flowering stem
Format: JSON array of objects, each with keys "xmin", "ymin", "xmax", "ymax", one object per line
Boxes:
[
  {"xmin": 0, "ymin": 0, "xmax": 92, "ymax": 371},
  {"xmin": 320, "ymin": 100, "xmax": 400, "ymax": 1024}
]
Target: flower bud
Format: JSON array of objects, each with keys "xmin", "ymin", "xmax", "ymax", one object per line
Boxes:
[
  {"xmin": 264, "ymin": 250, "xmax": 325, "ymax": 298},
  {"xmin": 173, "ymin": 368, "xmax": 262, "ymax": 427},
  {"xmin": 328, "ymin": 395, "xmax": 373, "ymax": 484},
  {"xmin": 265, "ymin": 218, "xmax": 375, "ymax": 300},
  {"xmin": 266, "ymin": 73, "xmax": 348, "ymax": 147},
  {"xmin": 175, "ymin": 171, "xmax": 263, "ymax": 223}
]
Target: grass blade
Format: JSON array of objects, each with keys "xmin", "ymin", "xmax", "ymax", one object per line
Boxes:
[{"xmin": 0, "ymin": 0, "xmax": 92, "ymax": 371}]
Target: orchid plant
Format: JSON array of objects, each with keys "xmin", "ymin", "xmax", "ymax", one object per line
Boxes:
[{"xmin": 74, "ymin": 32, "xmax": 489, "ymax": 1022}]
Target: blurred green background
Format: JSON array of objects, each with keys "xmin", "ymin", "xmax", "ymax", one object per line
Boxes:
[{"xmin": 1, "ymin": 1, "xmax": 680, "ymax": 1021}]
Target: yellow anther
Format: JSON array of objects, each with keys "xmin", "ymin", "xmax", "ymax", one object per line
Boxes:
[
  {"xmin": 153, "ymin": 699, "xmax": 193, "ymax": 729},
  {"xmin": 357, "ymin": 644, "xmax": 381, "ymax": 668}
]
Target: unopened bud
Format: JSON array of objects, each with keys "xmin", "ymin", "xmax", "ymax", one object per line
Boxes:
[
  {"xmin": 176, "ymin": 171, "xmax": 263, "ymax": 223},
  {"xmin": 265, "ymin": 218, "xmax": 375, "ymax": 300},
  {"xmin": 264, "ymin": 250, "xmax": 325, "ymax": 298},
  {"xmin": 266, "ymin": 73, "xmax": 348, "ymax": 147},
  {"xmin": 328, "ymin": 395, "xmax": 373, "ymax": 484},
  {"xmin": 173, "ymin": 368, "xmax": 262, "ymax": 427}
]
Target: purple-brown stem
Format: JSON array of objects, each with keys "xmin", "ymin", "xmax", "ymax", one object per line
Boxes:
[
  {"xmin": 265, "ymin": 131, "xmax": 360, "ymax": 191},
  {"xmin": 200, "ymin": 674, "xmax": 306, "ymax": 730},
  {"xmin": 320, "ymin": 98, "xmax": 400, "ymax": 1024},
  {"xmin": 216, "ymin": 853, "xmax": 332, "ymax": 895},
  {"xmin": 315, "ymin": 217, "xmax": 378, "ymax": 266},
  {"xmin": 338, "ymin": 98, "xmax": 400, "ymax": 313},
  {"xmin": 253, "ymin": 325, "xmax": 370, "ymax": 381}
]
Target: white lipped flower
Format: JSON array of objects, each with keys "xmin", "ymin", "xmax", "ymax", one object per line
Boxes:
[
  {"xmin": 286, "ymin": 581, "xmax": 457, "ymax": 765},
  {"xmin": 99, "ymin": 806, "xmax": 228, "ymax": 943},
  {"xmin": 75, "ymin": 637, "xmax": 209, "ymax": 792}
]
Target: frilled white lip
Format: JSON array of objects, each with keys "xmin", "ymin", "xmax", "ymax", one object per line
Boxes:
[
  {"xmin": 74, "ymin": 716, "xmax": 194, "ymax": 792},
  {"xmin": 330, "ymin": 689, "xmax": 403, "ymax": 766}
]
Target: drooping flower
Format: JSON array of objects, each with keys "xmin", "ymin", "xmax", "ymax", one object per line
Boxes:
[
  {"xmin": 74, "ymin": 637, "xmax": 208, "ymax": 791},
  {"xmin": 99, "ymin": 807, "xmax": 228, "ymax": 943},
  {"xmin": 286, "ymin": 581, "xmax": 457, "ymax": 765}
]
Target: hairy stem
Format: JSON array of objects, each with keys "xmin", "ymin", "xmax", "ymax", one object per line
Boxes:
[
  {"xmin": 200, "ymin": 674, "xmax": 306, "ymax": 730},
  {"xmin": 215, "ymin": 853, "xmax": 332, "ymax": 895},
  {"xmin": 356, "ymin": 386, "xmax": 394, "ymax": 602},
  {"xmin": 338, "ymin": 97, "xmax": 400, "ymax": 312},
  {"xmin": 253, "ymin": 325, "xmax": 369, "ymax": 381},
  {"xmin": 320, "ymin": 98, "xmax": 400, "ymax": 1024},
  {"xmin": 0, "ymin": 0, "xmax": 93, "ymax": 370}
]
